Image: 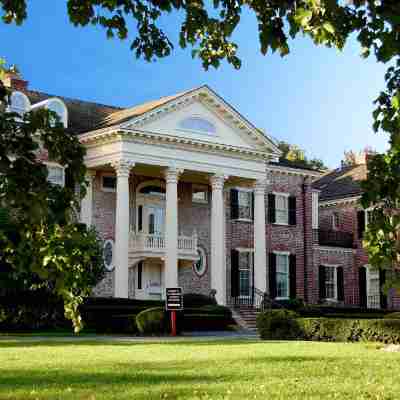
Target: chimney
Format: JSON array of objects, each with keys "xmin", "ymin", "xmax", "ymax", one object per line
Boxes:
[{"xmin": 2, "ymin": 69, "xmax": 28, "ymax": 91}]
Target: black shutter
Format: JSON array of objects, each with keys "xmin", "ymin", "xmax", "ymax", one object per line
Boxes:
[
  {"xmin": 288, "ymin": 196, "xmax": 297, "ymax": 226},
  {"xmin": 268, "ymin": 194, "xmax": 276, "ymax": 223},
  {"xmin": 319, "ymin": 265, "xmax": 326, "ymax": 300},
  {"xmin": 337, "ymin": 266, "xmax": 344, "ymax": 301},
  {"xmin": 138, "ymin": 205, "xmax": 143, "ymax": 232},
  {"xmin": 359, "ymin": 267, "xmax": 367, "ymax": 308},
  {"xmin": 251, "ymin": 191, "xmax": 255, "ymax": 221},
  {"xmin": 357, "ymin": 210, "xmax": 365, "ymax": 239},
  {"xmin": 137, "ymin": 261, "xmax": 143, "ymax": 290},
  {"xmin": 231, "ymin": 249, "xmax": 239, "ymax": 297},
  {"xmin": 379, "ymin": 269, "xmax": 387, "ymax": 309},
  {"xmin": 289, "ymin": 254, "xmax": 297, "ymax": 299},
  {"xmin": 230, "ymin": 189, "xmax": 239, "ymax": 220},
  {"xmin": 269, "ymin": 253, "xmax": 277, "ymax": 298}
]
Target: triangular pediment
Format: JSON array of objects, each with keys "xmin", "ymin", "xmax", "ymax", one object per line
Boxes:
[{"xmin": 120, "ymin": 86, "xmax": 280, "ymax": 156}]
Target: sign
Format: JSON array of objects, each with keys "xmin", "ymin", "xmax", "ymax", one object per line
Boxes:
[{"xmin": 166, "ymin": 287, "xmax": 183, "ymax": 311}]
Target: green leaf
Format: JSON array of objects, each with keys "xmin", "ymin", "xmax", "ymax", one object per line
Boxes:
[{"xmin": 323, "ymin": 22, "xmax": 335, "ymax": 34}]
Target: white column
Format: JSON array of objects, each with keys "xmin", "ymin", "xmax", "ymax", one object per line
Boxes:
[
  {"xmin": 254, "ymin": 179, "xmax": 267, "ymax": 293},
  {"xmin": 210, "ymin": 174, "xmax": 227, "ymax": 305},
  {"xmin": 113, "ymin": 160, "xmax": 134, "ymax": 298},
  {"xmin": 80, "ymin": 170, "xmax": 96, "ymax": 227},
  {"xmin": 164, "ymin": 167, "xmax": 181, "ymax": 289}
]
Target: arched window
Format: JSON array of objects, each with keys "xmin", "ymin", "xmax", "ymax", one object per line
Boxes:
[
  {"xmin": 193, "ymin": 247, "xmax": 207, "ymax": 277},
  {"xmin": 179, "ymin": 116, "xmax": 216, "ymax": 135},
  {"xmin": 8, "ymin": 91, "xmax": 30, "ymax": 116},
  {"xmin": 31, "ymin": 98, "xmax": 68, "ymax": 128}
]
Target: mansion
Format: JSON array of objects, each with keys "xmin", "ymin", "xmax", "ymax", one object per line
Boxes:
[{"xmin": 3, "ymin": 72, "xmax": 399, "ymax": 311}]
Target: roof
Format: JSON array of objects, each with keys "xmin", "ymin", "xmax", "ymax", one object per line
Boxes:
[
  {"xmin": 312, "ymin": 164, "xmax": 367, "ymax": 201},
  {"xmin": 22, "ymin": 89, "xmax": 121, "ymax": 134}
]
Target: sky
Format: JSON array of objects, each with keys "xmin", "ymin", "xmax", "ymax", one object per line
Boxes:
[{"xmin": 0, "ymin": 2, "xmax": 390, "ymax": 168}]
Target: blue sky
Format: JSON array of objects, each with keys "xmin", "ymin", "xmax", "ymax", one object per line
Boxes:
[{"xmin": 0, "ymin": 2, "xmax": 389, "ymax": 167}]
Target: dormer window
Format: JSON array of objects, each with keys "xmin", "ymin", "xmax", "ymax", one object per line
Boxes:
[
  {"xmin": 178, "ymin": 116, "xmax": 216, "ymax": 135},
  {"xmin": 31, "ymin": 98, "xmax": 68, "ymax": 128},
  {"xmin": 8, "ymin": 91, "xmax": 30, "ymax": 116}
]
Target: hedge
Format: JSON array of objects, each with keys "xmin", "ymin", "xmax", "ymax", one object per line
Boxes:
[
  {"xmin": 136, "ymin": 307, "xmax": 166, "ymax": 335},
  {"xmin": 256, "ymin": 310, "xmax": 400, "ymax": 343},
  {"xmin": 299, "ymin": 318, "xmax": 400, "ymax": 343}
]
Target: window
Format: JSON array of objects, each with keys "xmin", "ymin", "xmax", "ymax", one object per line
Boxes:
[
  {"xmin": 149, "ymin": 213, "xmax": 155, "ymax": 234},
  {"xmin": 239, "ymin": 251, "xmax": 252, "ymax": 297},
  {"xmin": 325, "ymin": 266, "xmax": 337, "ymax": 300},
  {"xmin": 102, "ymin": 175, "xmax": 116, "ymax": 192},
  {"xmin": 238, "ymin": 190, "xmax": 253, "ymax": 220},
  {"xmin": 192, "ymin": 184, "xmax": 208, "ymax": 204},
  {"xmin": 138, "ymin": 205, "xmax": 143, "ymax": 232},
  {"xmin": 193, "ymin": 247, "xmax": 207, "ymax": 277},
  {"xmin": 276, "ymin": 253, "xmax": 289, "ymax": 299},
  {"xmin": 312, "ymin": 191, "xmax": 319, "ymax": 229},
  {"xmin": 47, "ymin": 164, "xmax": 65, "ymax": 186},
  {"xmin": 332, "ymin": 212, "xmax": 340, "ymax": 230},
  {"xmin": 275, "ymin": 194, "xmax": 289, "ymax": 225},
  {"xmin": 103, "ymin": 240, "xmax": 114, "ymax": 271},
  {"xmin": 137, "ymin": 261, "xmax": 143, "ymax": 289},
  {"xmin": 179, "ymin": 116, "xmax": 216, "ymax": 135},
  {"xmin": 8, "ymin": 91, "xmax": 30, "ymax": 116},
  {"xmin": 139, "ymin": 185, "xmax": 165, "ymax": 197},
  {"xmin": 31, "ymin": 98, "xmax": 68, "ymax": 128}
]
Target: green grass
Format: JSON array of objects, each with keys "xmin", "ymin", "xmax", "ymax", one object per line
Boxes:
[{"xmin": 0, "ymin": 339, "xmax": 399, "ymax": 399}]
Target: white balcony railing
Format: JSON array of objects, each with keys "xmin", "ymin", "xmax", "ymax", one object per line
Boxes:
[{"xmin": 129, "ymin": 232, "xmax": 198, "ymax": 258}]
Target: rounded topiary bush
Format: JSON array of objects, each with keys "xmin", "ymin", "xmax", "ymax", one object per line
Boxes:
[
  {"xmin": 136, "ymin": 307, "xmax": 166, "ymax": 335},
  {"xmin": 257, "ymin": 309, "xmax": 301, "ymax": 340}
]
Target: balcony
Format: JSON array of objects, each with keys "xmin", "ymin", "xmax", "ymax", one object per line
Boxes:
[
  {"xmin": 129, "ymin": 232, "xmax": 199, "ymax": 261},
  {"xmin": 316, "ymin": 229, "xmax": 354, "ymax": 249}
]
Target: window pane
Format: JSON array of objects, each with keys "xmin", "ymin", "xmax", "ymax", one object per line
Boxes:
[
  {"xmin": 239, "ymin": 270, "xmax": 250, "ymax": 296},
  {"xmin": 193, "ymin": 190, "xmax": 208, "ymax": 202},
  {"xmin": 275, "ymin": 195, "xmax": 288, "ymax": 224},
  {"xmin": 276, "ymin": 254, "xmax": 289, "ymax": 298},
  {"xmin": 325, "ymin": 267, "xmax": 336, "ymax": 299},
  {"xmin": 238, "ymin": 191, "xmax": 252, "ymax": 219},
  {"xmin": 103, "ymin": 176, "xmax": 116, "ymax": 190},
  {"xmin": 47, "ymin": 166, "xmax": 64, "ymax": 186}
]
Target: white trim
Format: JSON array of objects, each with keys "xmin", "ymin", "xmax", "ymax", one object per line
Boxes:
[
  {"xmin": 236, "ymin": 247, "xmax": 254, "ymax": 253},
  {"xmin": 272, "ymin": 191, "xmax": 290, "ymax": 197},
  {"xmin": 322, "ymin": 264, "xmax": 339, "ymax": 302},
  {"xmin": 274, "ymin": 252, "xmax": 290, "ymax": 299},
  {"xmin": 319, "ymin": 196, "xmax": 361, "ymax": 208},
  {"xmin": 101, "ymin": 172, "xmax": 117, "ymax": 192},
  {"xmin": 317, "ymin": 246, "xmax": 356, "ymax": 254},
  {"xmin": 267, "ymin": 164, "xmax": 323, "ymax": 178},
  {"xmin": 273, "ymin": 250, "xmax": 290, "ymax": 256},
  {"xmin": 31, "ymin": 97, "xmax": 68, "ymax": 128}
]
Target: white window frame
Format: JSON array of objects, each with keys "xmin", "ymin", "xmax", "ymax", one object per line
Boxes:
[
  {"xmin": 237, "ymin": 248, "xmax": 254, "ymax": 298},
  {"xmin": 332, "ymin": 212, "xmax": 339, "ymax": 231},
  {"xmin": 178, "ymin": 115, "xmax": 217, "ymax": 136},
  {"xmin": 365, "ymin": 264, "xmax": 380, "ymax": 309},
  {"xmin": 312, "ymin": 191, "xmax": 319, "ymax": 230},
  {"xmin": 234, "ymin": 187, "xmax": 254, "ymax": 222},
  {"xmin": 365, "ymin": 207, "xmax": 374, "ymax": 228},
  {"xmin": 45, "ymin": 162, "xmax": 65, "ymax": 187},
  {"xmin": 323, "ymin": 264, "xmax": 338, "ymax": 302},
  {"xmin": 101, "ymin": 173, "xmax": 117, "ymax": 192},
  {"xmin": 273, "ymin": 192, "xmax": 290, "ymax": 226},
  {"xmin": 274, "ymin": 251, "xmax": 290, "ymax": 300},
  {"xmin": 193, "ymin": 246, "xmax": 207, "ymax": 277},
  {"xmin": 192, "ymin": 184, "xmax": 209, "ymax": 204}
]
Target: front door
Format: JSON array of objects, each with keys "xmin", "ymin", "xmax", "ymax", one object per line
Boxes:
[
  {"xmin": 239, "ymin": 252, "xmax": 253, "ymax": 298},
  {"xmin": 146, "ymin": 206, "xmax": 165, "ymax": 235}
]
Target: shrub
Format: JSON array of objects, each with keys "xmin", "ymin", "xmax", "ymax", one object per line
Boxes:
[
  {"xmin": 182, "ymin": 305, "xmax": 233, "ymax": 331},
  {"xmin": 256, "ymin": 310, "xmax": 301, "ymax": 340},
  {"xmin": 385, "ymin": 312, "xmax": 400, "ymax": 319},
  {"xmin": 183, "ymin": 293, "xmax": 216, "ymax": 307},
  {"xmin": 298, "ymin": 318, "xmax": 400, "ymax": 344},
  {"xmin": 136, "ymin": 307, "xmax": 166, "ymax": 335}
]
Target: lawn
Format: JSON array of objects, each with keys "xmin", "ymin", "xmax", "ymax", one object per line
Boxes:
[{"xmin": 0, "ymin": 338, "xmax": 399, "ymax": 399}]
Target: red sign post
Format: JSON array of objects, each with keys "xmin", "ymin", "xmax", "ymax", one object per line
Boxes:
[{"xmin": 166, "ymin": 287, "xmax": 183, "ymax": 337}]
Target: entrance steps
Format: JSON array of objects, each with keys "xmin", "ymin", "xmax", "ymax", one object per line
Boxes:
[{"xmin": 230, "ymin": 306, "xmax": 260, "ymax": 332}]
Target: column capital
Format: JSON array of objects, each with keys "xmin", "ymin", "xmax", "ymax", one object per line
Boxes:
[
  {"xmin": 111, "ymin": 160, "xmax": 135, "ymax": 178},
  {"xmin": 164, "ymin": 167, "xmax": 183, "ymax": 184},
  {"xmin": 210, "ymin": 173, "xmax": 228, "ymax": 190},
  {"xmin": 254, "ymin": 178, "xmax": 268, "ymax": 195}
]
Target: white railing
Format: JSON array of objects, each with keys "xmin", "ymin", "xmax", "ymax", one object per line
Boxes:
[{"xmin": 129, "ymin": 231, "xmax": 198, "ymax": 256}]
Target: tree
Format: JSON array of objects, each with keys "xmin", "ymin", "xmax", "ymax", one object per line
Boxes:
[
  {"xmin": 0, "ymin": 60, "xmax": 105, "ymax": 332},
  {"xmin": 1, "ymin": 2, "xmax": 400, "ymax": 279},
  {"xmin": 278, "ymin": 140, "xmax": 327, "ymax": 170}
]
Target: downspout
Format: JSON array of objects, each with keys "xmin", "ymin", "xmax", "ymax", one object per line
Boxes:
[{"xmin": 302, "ymin": 178, "xmax": 308, "ymax": 304}]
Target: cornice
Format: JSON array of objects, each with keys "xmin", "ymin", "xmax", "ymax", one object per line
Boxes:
[
  {"xmin": 266, "ymin": 164, "xmax": 323, "ymax": 179},
  {"xmin": 319, "ymin": 196, "xmax": 361, "ymax": 208},
  {"xmin": 80, "ymin": 128, "xmax": 271, "ymax": 162}
]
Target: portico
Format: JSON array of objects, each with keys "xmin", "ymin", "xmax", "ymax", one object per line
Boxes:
[{"xmin": 79, "ymin": 86, "xmax": 279, "ymax": 304}]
